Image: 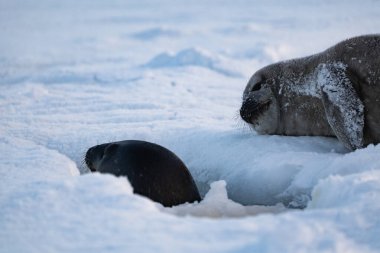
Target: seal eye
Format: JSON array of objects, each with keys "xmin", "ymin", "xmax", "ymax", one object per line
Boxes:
[{"xmin": 251, "ymin": 82, "xmax": 263, "ymax": 92}]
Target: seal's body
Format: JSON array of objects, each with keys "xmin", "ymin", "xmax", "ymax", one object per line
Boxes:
[
  {"xmin": 240, "ymin": 35, "xmax": 380, "ymax": 150},
  {"xmin": 85, "ymin": 140, "xmax": 201, "ymax": 207}
]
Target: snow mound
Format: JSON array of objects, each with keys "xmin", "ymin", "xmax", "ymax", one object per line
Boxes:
[
  {"xmin": 283, "ymin": 144, "xmax": 380, "ymax": 206},
  {"xmin": 144, "ymin": 48, "xmax": 240, "ymax": 76},
  {"xmin": 310, "ymin": 170, "xmax": 380, "ymax": 209},
  {"xmin": 0, "ymin": 136, "xmax": 79, "ymax": 201},
  {"xmin": 132, "ymin": 27, "xmax": 180, "ymax": 40},
  {"xmin": 144, "ymin": 48, "xmax": 213, "ymax": 68},
  {"xmin": 307, "ymin": 170, "xmax": 380, "ymax": 249},
  {"xmin": 0, "ymin": 174, "xmax": 159, "ymax": 253}
]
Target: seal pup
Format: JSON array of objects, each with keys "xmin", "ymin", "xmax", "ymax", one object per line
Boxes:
[
  {"xmin": 240, "ymin": 34, "xmax": 380, "ymax": 150},
  {"xmin": 85, "ymin": 140, "xmax": 201, "ymax": 207}
]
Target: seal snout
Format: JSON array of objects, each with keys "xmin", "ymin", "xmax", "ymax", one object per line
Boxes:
[
  {"xmin": 85, "ymin": 143, "xmax": 120, "ymax": 172},
  {"xmin": 85, "ymin": 145, "xmax": 105, "ymax": 172},
  {"xmin": 85, "ymin": 147, "xmax": 97, "ymax": 172},
  {"xmin": 240, "ymin": 98, "xmax": 255, "ymax": 123},
  {"xmin": 240, "ymin": 96, "xmax": 271, "ymax": 124}
]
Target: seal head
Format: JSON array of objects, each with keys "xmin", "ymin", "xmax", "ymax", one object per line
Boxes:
[
  {"xmin": 85, "ymin": 140, "xmax": 201, "ymax": 207},
  {"xmin": 240, "ymin": 66, "xmax": 280, "ymax": 134}
]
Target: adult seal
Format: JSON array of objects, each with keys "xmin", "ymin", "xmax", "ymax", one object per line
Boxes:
[
  {"xmin": 240, "ymin": 34, "xmax": 380, "ymax": 150},
  {"xmin": 85, "ymin": 140, "xmax": 201, "ymax": 207}
]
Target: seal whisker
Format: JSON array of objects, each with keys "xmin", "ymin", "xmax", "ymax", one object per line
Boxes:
[{"xmin": 234, "ymin": 110, "xmax": 255, "ymax": 133}]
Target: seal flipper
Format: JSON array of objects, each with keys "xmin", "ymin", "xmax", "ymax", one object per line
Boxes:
[{"xmin": 317, "ymin": 63, "xmax": 364, "ymax": 150}]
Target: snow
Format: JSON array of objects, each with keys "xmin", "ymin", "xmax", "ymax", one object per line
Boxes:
[
  {"xmin": 1, "ymin": 0, "xmax": 380, "ymax": 252},
  {"xmin": 163, "ymin": 180, "xmax": 288, "ymax": 218}
]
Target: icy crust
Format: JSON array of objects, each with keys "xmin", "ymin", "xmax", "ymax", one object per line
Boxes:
[{"xmin": 317, "ymin": 62, "xmax": 364, "ymax": 149}]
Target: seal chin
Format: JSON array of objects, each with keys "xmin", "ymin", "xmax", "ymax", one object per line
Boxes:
[{"xmin": 87, "ymin": 162, "xmax": 96, "ymax": 172}]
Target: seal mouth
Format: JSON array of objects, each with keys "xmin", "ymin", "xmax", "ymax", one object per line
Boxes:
[{"xmin": 240, "ymin": 99, "xmax": 271, "ymax": 124}]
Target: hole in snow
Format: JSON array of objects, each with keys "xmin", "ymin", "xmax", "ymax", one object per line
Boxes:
[{"xmin": 160, "ymin": 180, "xmax": 290, "ymax": 218}]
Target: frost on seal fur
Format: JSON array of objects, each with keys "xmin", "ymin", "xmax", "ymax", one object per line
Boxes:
[{"xmin": 317, "ymin": 62, "xmax": 364, "ymax": 150}]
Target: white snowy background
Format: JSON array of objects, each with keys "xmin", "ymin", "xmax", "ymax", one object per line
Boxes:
[{"xmin": 1, "ymin": 0, "xmax": 380, "ymax": 252}]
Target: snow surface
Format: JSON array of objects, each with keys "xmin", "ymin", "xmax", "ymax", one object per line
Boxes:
[{"xmin": 1, "ymin": 0, "xmax": 380, "ymax": 252}]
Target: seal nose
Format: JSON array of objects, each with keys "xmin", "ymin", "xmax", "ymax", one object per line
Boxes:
[
  {"xmin": 240, "ymin": 97, "xmax": 258, "ymax": 123},
  {"xmin": 240, "ymin": 105, "xmax": 251, "ymax": 123}
]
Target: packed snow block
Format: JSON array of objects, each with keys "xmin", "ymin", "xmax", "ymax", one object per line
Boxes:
[{"xmin": 0, "ymin": 137, "xmax": 79, "ymax": 200}]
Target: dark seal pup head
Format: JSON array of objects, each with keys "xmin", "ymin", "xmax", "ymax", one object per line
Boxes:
[{"xmin": 85, "ymin": 140, "xmax": 201, "ymax": 207}]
